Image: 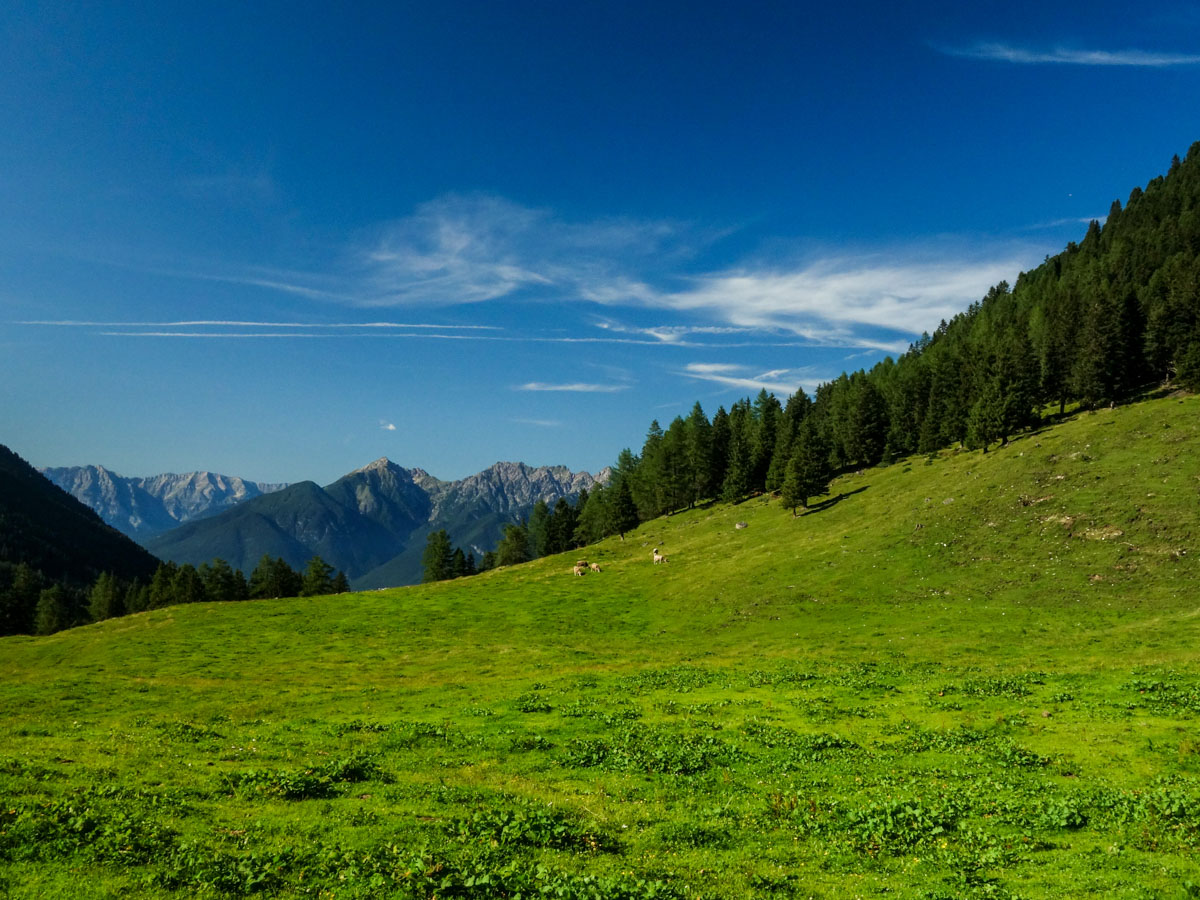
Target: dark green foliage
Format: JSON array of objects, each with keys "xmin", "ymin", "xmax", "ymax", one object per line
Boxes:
[
  {"xmin": 200, "ymin": 558, "xmax": 248, "ymax": 603},
  {"xmin": 422, "ymin": 530, "xmax": 454, "ymax": 583},
  {"xmin": 248, "ymin": 555, "xmax": 302, "ymax": 599},
  {"xmin": 33, "ymin": 584, "xmax": 74, "ymax": 635},
  {"xmin": 495, "ymin": 522, "xmax": 530, "ymax": 567},
  {"xmin": 780, "ymin": 420, "xmax": 832, "ymax": 513},
  {"xmin": 301, "ymin": 556, "xmax": 336, "ymax": 596},
  {"xmin": 87, "ymin": 571, "xmax": 124, "ymax": 621},
  {"xmin": 0, "ymin": 445, "xmax": 159, "ymax": 588},
  {"xmin": 607, "ymin": 477, "xmax": 640, "ymax": 538}
]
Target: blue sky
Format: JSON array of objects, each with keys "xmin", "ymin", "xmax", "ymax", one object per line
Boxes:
[{"xmin": 3, "ymin": 1, "xmax": 1199, "ymax": 483}]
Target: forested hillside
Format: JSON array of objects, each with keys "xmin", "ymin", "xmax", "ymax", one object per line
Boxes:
[
  {"xmin": 599, "ymin": 145, "xmax": 1200, "ymax": 525},
  {"xmin": 0, "ymin": 445, "xmax": 160, "ymax": 635}
]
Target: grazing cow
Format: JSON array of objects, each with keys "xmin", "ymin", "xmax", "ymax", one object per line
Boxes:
[
  {"xmin": 589, "ymin": 562, "xmax": 602, "ymax": 573},
  {"xmin": 572, "ymin": 565, "xmax": 587, "ymax": 576},
  {"xmin": 652, "ymin": 548, "xmax": 666, "ymax": 564}
]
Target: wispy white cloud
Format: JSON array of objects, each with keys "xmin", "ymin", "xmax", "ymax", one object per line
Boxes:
[
  {"xmin": 354, "ymin": 194, "xmax": 702, "ymax": 308},
  {"xmin": 380, "ymin": 421, "xmax": 397, "ymax": 431},
  {"xmin": 938, "ymin": 41, "xmax": 1200, "ymax": 67},
  {"xmin": 516, "ymin": 381, "xmax": 631, "ymax": 393},
  {"xmin": 681, "ymin": 362, "xmax": 820, "ymax": 395},
  {"xmin": 629, "ymin": 254, "xmax": 1025, "ymax": 346},
  {"xmin": 512, "ymin": 417, "xmax": 562, "ymax": 428},
  {"xmin": 115, "ymin": 195, "xmax": 1035, "ymax": 352}
]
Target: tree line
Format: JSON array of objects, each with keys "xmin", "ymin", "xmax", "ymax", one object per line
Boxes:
[
  {"xmin": 603, "ymin": 144, "xmax": 1200, "ymax": 523},
  {"xmin": 432, "ymin": 134, "xmax": 1200, "ymax": 569},
  {"xmin": 0, "ymin": 554, "xmax": 349, "ymax": 636}
]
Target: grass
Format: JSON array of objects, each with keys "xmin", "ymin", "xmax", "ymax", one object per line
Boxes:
[{"xmin": 2, "ymin": 394, "xmax": 1200, "ymax": 898}]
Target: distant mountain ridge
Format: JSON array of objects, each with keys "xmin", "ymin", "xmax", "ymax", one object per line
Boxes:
[
  {"xmin": 38, "ymin": 465, "xmax": 289, "ymax": 539},
  {"xmin": 144, "ymin": 458, "xmax": 609, "ymax": 588}
]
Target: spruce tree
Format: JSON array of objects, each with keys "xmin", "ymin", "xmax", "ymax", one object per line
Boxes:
[
  {"xmin": 527, "ymin": 501, "xmax": 551, "ymax": 559},
  {"xmin": 422, "ymin": 530, "xmax": 454, "ymax": 582},
  {"xmin": 607, "ymin": 477, "xmax": 640, "ymax": 538},
  {"xmin": 496, "ymin": 523, "xmax": 530, "ymax": 566},
  {"xmin": 331, "ymin": 571, "xmax": 350, "ymax": 593},
  {"xmin": 34, "ymin": 585, "xmax": 70, "ymax": 635},
  {"xmin": 87, "ymin": 572, "xmax": 123, "ymax": 622},
  {"xmin": 301, "ymin": 556, "xmax": 336, "ymax": 595}
]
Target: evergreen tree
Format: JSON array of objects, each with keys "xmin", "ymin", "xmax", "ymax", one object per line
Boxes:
[
  {"xmin": 301, "ymin": 556, "xmax": 336, "ymax": 595},
  {"xmin": 422, "ymin": 530, "xmax": 455, "ymax": 582},
  {"xmin": 709, "ymin": 406, "xmax": 731, "ymax": 494},
  {"xmin": 87, "ymin": 572, "xmax": 123, "ymax": 622},
  {"xmin": 479, "ymin": 550, "xmax": 497, "ymax": 572},
  {"xmin": 574, "ymin": 483, "xmax": 609, "ymax": 545},
  {"xmin": 721, "ymin": 402, "xmax": 752, "ymax": 502},
  {"xmin": 34, "ymin": 584, "xmax": 70, "ymax": 635},
  {"xmin": 547, "ymin": 497, "xmax": 577, "ymax": 554},
  {"xmin": 0, "ymin": 562, "xmax": 41, "ymax": 635},
  {"xmin": 634, "ymin": 420, "xmax": 666, "ymax": 518},
  {"xmin": 463, "ymin": 553, "xmax": 477, "ymax": 577},
  {"xmin": 124, "ymin": 579, "xmax": 150, "ymax": 615},
  {"xmin": 750, "ymin": 390, "xmax": 782, "ymax": 491},
  {"xmin": 200, "ymin": 558, "xmax": 247, "ymax": 603},
  {"xmin": 331, "ymin": 571, "xmax": 350, "ymax": 593},
  {"xmin": 786, "ymin": 420, "xmax": 833, "ymax": 510},
  {"xmin": 172, "ymin": 563, "xmax": 207, "ymax": 605},
  {"xmin": 450, "ymin": 547, "xmax": 467, "ymax": 578},
  {"xmin": 607, "ymin": 477, "xmax": 640, "ymax": 538},
  {"xmin": 684, "ymin": 402, "xmax": 713, "ymax": 504},
  {"xmin": 148, "ymin": 562, "xmax": 179, "ymax": 609},
  {"xmin": 527, "ymin": 500, "xmax": 551, "ymax": 559},
  {"xmin": 248, "ymin": 555, "xmax": 301, "ymax": 599},
  {"xmin": 495, "ymin": 523, "xmax": 530, "ymax": 567}
]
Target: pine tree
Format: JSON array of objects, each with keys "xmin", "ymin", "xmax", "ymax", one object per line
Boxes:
[
  {"xmin": 709, "ymin": 406, "xmax": 731, "ymax": 493},
  {"xmin": 0, "ymin": 562, "xmax": 41, "ymax": 635},
  {"xmin": 148, "ymin": 562, "xmax": 178, "ymax": 609},
  {"xmin": 172, "ymin": 564, "xmax": 206, "ymax": 605},
  {"xmin": 495, "ymin": 523, "xmax": 530, "ymax": 567},
  {"xmin": 87, "ymin": 572, "xmax": 124, "ymax": 622},
  {"xmin": 527, "ymin": 500, "xmax": 551, "ymax": 559},
  {"xmin": 787, "ymin": 420, "xmax": 833, "ymax": 510},
  {"xmin": 34, "ymin": 585, "xmax": 70, "ymax": 635},
  {"xmin": 607, "ymin": 477, "xmax": 640, "ymax": 538},
  {"xmin": 448, "ymin": 547, "xmax": 466, "ymax": 578},
  {"xmin": 574, "ymin": 483, "xmax": 609, "ymax": 545},
  {"xmin": 721, "ymin": 404, "xmax": 752, "ymax": 502},
  {"xmin": 422, "ymin": 530, "xmax": 454, "ymax": 582},
  {"xmin": 200, "ymin": 558, "xmax": 247, "ymax": 603},
  {"xmin": 331, "ymin": 571, "xmax": 350, "ymax": 593},
  {"xmin": 684, "ymin": 402, "xmax": 713, "ymax": 504},
  {"xmin": 301, "ymin": 556, "xmax": 336, "ymax": 595}
]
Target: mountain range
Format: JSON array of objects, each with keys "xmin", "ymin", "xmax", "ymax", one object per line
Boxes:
[
  {"xmin": 131, "ymin": 458, "xmax": 606, "ymax": 588},
  {"xmin": 38, "ymin": 466, "xmax": 289, "ymax": 540}
]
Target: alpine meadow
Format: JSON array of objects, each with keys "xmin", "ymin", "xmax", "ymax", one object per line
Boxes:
[
  {"xmin": 2, "ymin": 392, "xmax": 1199, "ymax": 899},
  {"xmin": 7, "ymin": 4, "xmax": 1200, "ymax": 897}
]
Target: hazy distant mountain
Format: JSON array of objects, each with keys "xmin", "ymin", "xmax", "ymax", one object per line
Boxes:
[
  {"xmin": 1, "ymin": 446, "xmax": 159, "ymax": 586},
  {"xmin": 145, "ymin": 458, "xmax": 608, "ymax": 587},
  {"xmin": 38, "ymin": 465, "xmax": 289, "ymax": 539}
]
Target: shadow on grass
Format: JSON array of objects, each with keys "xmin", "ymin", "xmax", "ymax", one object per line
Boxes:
[{"xmin": 799, "ymin": 485, "xmax": 868, "ymax": 516}]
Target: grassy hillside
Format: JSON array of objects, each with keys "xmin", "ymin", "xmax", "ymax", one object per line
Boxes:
[{"xmin": 2, "ymin": 394, "xmax": 1199, "ymax": 898}]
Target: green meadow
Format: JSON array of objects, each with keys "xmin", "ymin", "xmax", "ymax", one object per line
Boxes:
[{"xmin": 2, "ymin": 394, "xmax": 1199, "ymax": 899}]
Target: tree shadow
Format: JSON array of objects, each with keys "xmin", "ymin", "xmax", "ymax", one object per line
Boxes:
[{"xmin": 799, "ymin": 485, "xmax": 868, "ymax": 516}]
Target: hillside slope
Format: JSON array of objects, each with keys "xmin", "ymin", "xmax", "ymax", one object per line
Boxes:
[
  {"xmin": 0, "ymin": 445, "xmax": 160, "ymax": 586},
  {"xmin": 1, "ymin": 394, "xmax": 1198, "ymax": 898}
]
